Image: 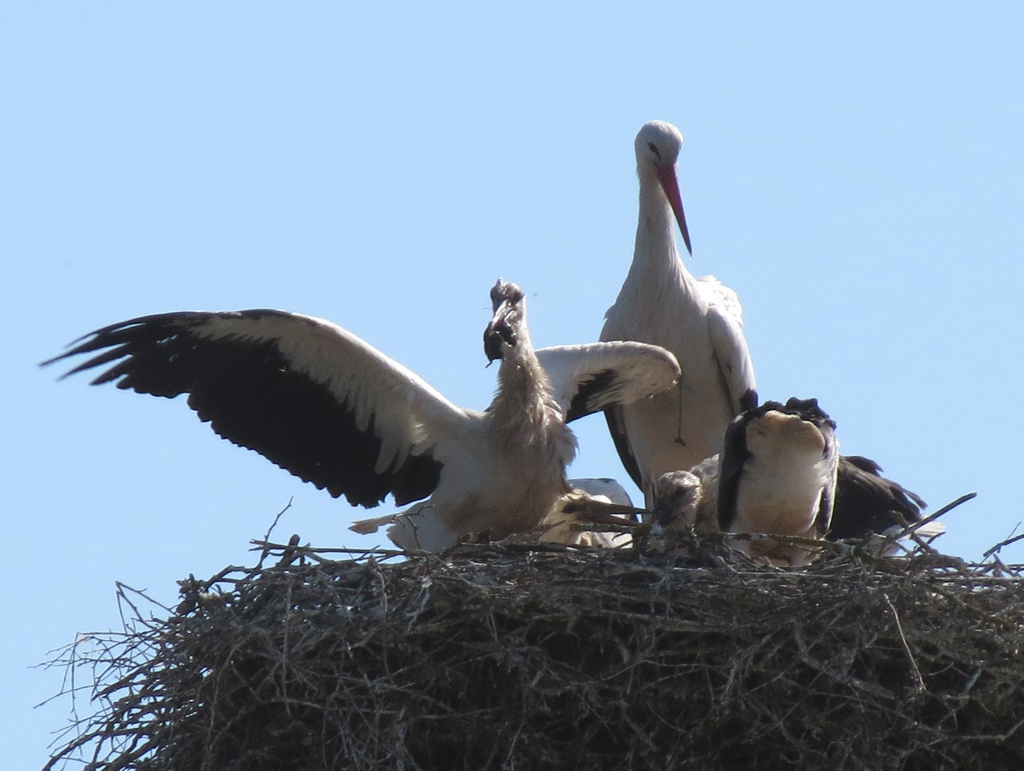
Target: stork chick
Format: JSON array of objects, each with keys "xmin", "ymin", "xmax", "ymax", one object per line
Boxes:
[
  {"xmin": 46, "ymin": 279, "xmax": 681, "ymax": 552},
  {"xmin": 649, "ymin": 455, "xmax": 721, "ymax": 536},
  {"xmin": 718, "ymin": 398, "xmax": 839, "ymax": 567}
]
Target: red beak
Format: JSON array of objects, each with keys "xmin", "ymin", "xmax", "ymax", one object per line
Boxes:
[{"xmin": 657, "ymin": 164, "xmax": 692, "ymax": 255}]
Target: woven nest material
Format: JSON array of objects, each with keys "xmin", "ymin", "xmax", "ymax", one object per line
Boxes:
[{"xmin": 45, "ymin": 533, "xmax": 1024, "ymax": 771}]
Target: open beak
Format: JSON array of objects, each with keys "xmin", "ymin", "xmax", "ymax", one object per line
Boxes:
[
  {"xmin": 484, "ymin": 300, "xmax": 518, "ymax": 363},
  {"xmin": 657, "ymin": 164, "xmax": 692, "ymax": 256}
]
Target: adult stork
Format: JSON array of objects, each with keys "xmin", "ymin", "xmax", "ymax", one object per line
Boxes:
[
  {"xmin": 45, "ymin": 279, "xmax": 680, "ymax": 551},
  {"xmin": 601, "ymin": 120, "xmax": 756, "ymax": 505}
]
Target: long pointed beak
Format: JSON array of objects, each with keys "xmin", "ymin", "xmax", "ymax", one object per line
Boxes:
[
  {"xmin": 483, "ymin": 300, "xmax": 518, "ymax": 363},
  {"xmin": 657, "ymin": 164, "xmax": 692, "ymax": 255}
]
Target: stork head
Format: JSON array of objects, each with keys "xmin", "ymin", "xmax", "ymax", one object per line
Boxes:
[
  {"xmin": 484, "ymin": 279, "xmax": 527, "ymax": 363},
  {"xmin": 635, "ymin": 120, "xmax": 691, "ymax": 255},
  {"xmin": 744, "ymin": 399, "xmax": 837, "ymax": 460},
  {"xmin": 726, "ymin": 397, "xmax": 840, "ymax": 545},
  {"xmin": 781, "ymin": 397, "xmax": 837, "ymax": 430},
  {"xmin": 651, "ymin": 470, "xmax": 703, "ymax": 530}
]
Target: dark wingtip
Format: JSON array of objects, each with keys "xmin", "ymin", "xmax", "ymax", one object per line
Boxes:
[
  {"xmin": 40, "ymin": 338, "xmax": 90, "ymax": 371},
  {"xmin": 39, "ymin": 346, "xmax": 94, "ymax": 379}
]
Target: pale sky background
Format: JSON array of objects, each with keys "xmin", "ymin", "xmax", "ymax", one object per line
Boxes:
[{"xmin": 4, "ymin": 2, "xmax": 1023, "ymax": 767}]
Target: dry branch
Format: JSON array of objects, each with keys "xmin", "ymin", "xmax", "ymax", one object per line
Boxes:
[{"xmin": 44, "ymin": 533, "xmax": 1024, "ymax": 771}]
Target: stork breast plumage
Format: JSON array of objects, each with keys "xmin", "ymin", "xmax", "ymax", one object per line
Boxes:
[{"xmin": 601, "ymin": 120, "xmax": 757, "ymax": 503}]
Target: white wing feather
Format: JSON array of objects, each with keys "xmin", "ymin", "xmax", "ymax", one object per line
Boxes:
[
  {"xmin": 698, "ymin": 280, "xmax": 756, "ymax": 414},
  {"xmin": 536, "ymin": 341, "xmax": 680, "ymax": 421}
]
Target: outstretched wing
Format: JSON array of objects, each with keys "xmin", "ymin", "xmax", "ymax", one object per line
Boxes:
[
  {"xmin": 44, "ymin": 309, "xmax": 473, "ymax": 508},
  {"xmin": 536, "ymin": 341, "xmax": 680, "ymax": 422}
]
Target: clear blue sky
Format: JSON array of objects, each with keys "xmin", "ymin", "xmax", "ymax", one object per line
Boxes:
[{"xmin": 4, "ymin": 3, "xmax": 1023, "ymax": 767}]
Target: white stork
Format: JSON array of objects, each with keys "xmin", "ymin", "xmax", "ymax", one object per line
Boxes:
[
  {"xmin": 649, "ymin": 455, "xmax": 720, "ymax": 536},
  {"xmin": 717, "ymin": 397, "xmax": 840, "ymax": 566},
  {"xmin": 45, "ymin": 279, "xmax": 680, "ymax": 551},
  {"xmin": 601, "ymin": 120, "xmax": 756, "ymax": 505},
  {"xmin": 651, "ymin": 399, "xmax": 938, "ymax": 562}
]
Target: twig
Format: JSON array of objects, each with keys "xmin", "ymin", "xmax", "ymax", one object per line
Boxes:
[
  {"xmin": 257, "ymin": 499, "xmax": 294, "ymax": 567},
  {"xmin": 878, "ymin": 492, "xmax": 977, "ymax": 555},
  {"xmin": 983, "ymin": 527, "xmax": 1024, "ymax": 560},
  {"xmin": 884, "ymin": 593, "xmax": 925, "ymax": 691}
]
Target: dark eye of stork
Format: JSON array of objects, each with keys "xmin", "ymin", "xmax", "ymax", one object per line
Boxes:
[{"xmin": 647, "ymin": 141, "xmax": 662, "ymax": 160}]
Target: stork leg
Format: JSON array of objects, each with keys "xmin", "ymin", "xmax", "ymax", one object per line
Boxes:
[{"xmin": 673, "ymin": 379, "xmax": 687, "ymax": 447}]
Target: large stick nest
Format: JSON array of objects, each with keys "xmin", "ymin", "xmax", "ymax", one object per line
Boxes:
[{"xmin": 45, "ymin": 534, "xmax": 1024, "ymax": 771}]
